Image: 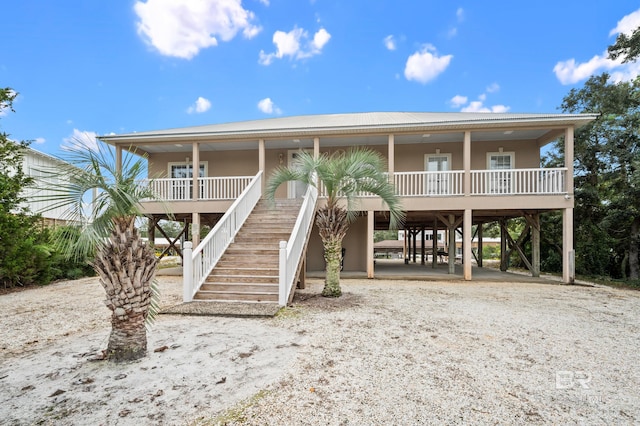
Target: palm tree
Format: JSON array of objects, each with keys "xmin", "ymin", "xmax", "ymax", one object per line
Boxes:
[
  {"xmin": 42, "ymin": 139, "xmax": 163, "ymax": 362},
  {"xmin": 266, "ymin": 148, "xmax": 404, "ymax": 297}
]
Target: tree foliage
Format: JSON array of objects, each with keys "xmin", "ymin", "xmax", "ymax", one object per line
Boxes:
[{"xmin": 545, "ymin": 73, "xmax": 640, "ymax": 280}]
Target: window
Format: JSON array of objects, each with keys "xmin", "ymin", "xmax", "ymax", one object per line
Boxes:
[
  {"xmin": 168, "ymin": 162, "xmax": 207, "ymax": 200},
  {"xmin": 424, "ymin": 153, "xmax": 451, "ymax": 195},
  {"xmin": 486, "ymin": 152, "xmax": 514, "ymax": 194}
]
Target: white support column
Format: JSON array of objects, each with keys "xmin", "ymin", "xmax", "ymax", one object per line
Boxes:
[
  {"xmin": 563, "ymin": 208, "xmax": 575, "ymax": 283},
  {"xmin": 192, "ymin": 142, "xmax": 200, "ymax": 201},
  {"xmin": 278, "ymin": 241, "xmax": 287, "ymax": 306},
  {"xmin": 448, "ymin": 214, "xmax": 456, "ymax": 274},
  {"xmin": 183, "ymin": 241, "xmax": 193, "ymax": 302},
  {"xmin": 563, "ymin": 126, "xmax": 575, "ymax": 284},
  {"xmin": 463, "ymin": 209, "xmax": 472, "ymax": 280},
  {"xmin": 313, "ymin": 137, "xmax": 320, "ymax": 159},
  {"xmin": 115, "ymin": 144, "xmax": 123, "ymax": 174},
  {"xmin": 259, "ymin": 139, "xmax": 265, "ymax": 190},
  {"xmin": 192, "ymin": 212, "xmax": 200, "ymax": 248},
  {"xmin": 367, "ymin": 210, "xmax": 375, "ymax": 278},
  {"xmin": 463, "ymin": 131, "xmax": 471, "ymax": 196},
  {"xmin": 388, "ymin": 134, "xmax": 395, "ymax": 182}
]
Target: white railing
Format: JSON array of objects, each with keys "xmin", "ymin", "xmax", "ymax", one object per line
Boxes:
[
  {"xmin": 200, "ymin": 176, "xmax": 253, "ymax": 200},
  {"xmin": 183, "ymin": 171, "xmax": 263, "ymax": 302},
  {"xmin": 279, "ymin": 182, "xmax": 318, "ymax": 306},
  {"xmin": 471, "ymin": 168, "xmax": 566, "ymax": 195},
  {"xmin": 394, "ymin": 171, "xmax": 464, "ymax": 196},
  {"xmin": 142, "ymin": 176, "xmax": 253, "ymax": 201}
]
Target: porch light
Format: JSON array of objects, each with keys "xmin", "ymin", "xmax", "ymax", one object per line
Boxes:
[
  {"xmin": 293, "ymin": 139, "xmax": 301, "ymax": 143},
  {"xmin": 503, "ymin": 131, "xmax": 513, "ymax": 135},
  {"xmin": 422, "ymin": 134, "xmax": 431, "ymax": 138}
]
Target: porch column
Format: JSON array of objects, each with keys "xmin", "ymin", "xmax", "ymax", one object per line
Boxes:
[
  {"xmin": 531, "ymin": 213, "xmax": 540, "ymax": 277},
  {"xmin": 448, "ymin": 215, "xmax": 456, "ymax": 274},
  {"xmin": 403, "ymin": 228, "xmax": 408, "ymax": 264},
  {"xmin": 313, "ymin": 137, "xmax": 320, "ymax": 159},
  {"xmin": 388, "ymin": 134, "xmax": 395, "ymax": 182},
  {"xmin": 563, "ymin": 208, "xmax": 575, "ymax": 283},
  {"xmin": 432, "ymin": 218, "xmax": 438, "ymax": 268},
  {"xmin": 500, "ymin": 219, "xmax": 508, "ymax": 272},
  {"xmin": 477, "ymin": 222, "xmax": 484, "ymax": 267},
  {"xmin": 563, "ymin": 126, "xmax": 575, "ymax": 283},
  {"xmin": 258, "ymin": 139, "xmax": 265, "ymax": 191},
  {"xmin": 463, "ymin": 131, "xmax": 471, "ymax": 196},
  {"xmin": 421, "ymin": 226, "xmax": 425, "ymax": 265},
  {"xmin": 367, "ymin": 210, "xmax": 374, "ymax": 278},
  {"xmin": 192, "ymin": 142, "xmax": 200, "ymax": 201},
  {"xmin": 463, "ymin": 209, "xmax": 472, "ymax": 280},
  {"xmin": 192, "ymin": 212, "xmax": 200, "ymax": 247},
  {"xmin": 115, "ymin": 144, "xmax": 122, "ymax": 174}
]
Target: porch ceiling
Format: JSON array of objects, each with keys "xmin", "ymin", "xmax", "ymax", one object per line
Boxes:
[{"xmin": 126, "ymin": 128, "xmax": 560, "ymax": 154}]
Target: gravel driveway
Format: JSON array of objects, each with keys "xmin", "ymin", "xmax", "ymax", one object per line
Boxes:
[{"xmin": 1, "ymin": 275, "xmax": 639, "ymax": 425}]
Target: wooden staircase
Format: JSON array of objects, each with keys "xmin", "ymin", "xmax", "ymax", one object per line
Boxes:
[{"xmin": 193, "ymin": 198, "xmax": 304, "ymax": 303}]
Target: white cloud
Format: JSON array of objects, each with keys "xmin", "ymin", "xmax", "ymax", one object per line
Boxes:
[
  {"xmin": 456, "ymin": 7, "xmax": 464, "ymax": 22},
  {"xmin": 461, "ymin": 101, "xmax": 509, "ymax": 113},
  {"xmin": 257, "ymin": 97, "xmax": 282, "ymax": 114},
  {"xmin": 450, "ymin": 90, "xmax": 509, "ymax": 113},
  {"xmin": 62, "ymin": 129, "xmax": 99, "ymax": 152},
  {"xmin": 34, "ymin": 137, "xmax": 46, "ymax": 145},
  {"xmin": 404, "ymin": 45, "xmax": 452, "ymax": 84},
  {"xmin": 449, "ymin": 95, "xmax": 468, "ymax": 108},
  {"xmin": 554, "ymin": 8, "xmax": 640, "ymax": 84},
  {"xmin": 187, "ymin": 97, "xmax": 212, "ymax": 114},
  {"xmin": 609, "ymin": 8, "xmax": 640, "ymax": 37},
  {"xmin": 257, "ymin": 0, "xmax": 269, "ymax": 5},
  {"xmin": 383, "ymin": 35, "xmax": 396, "ymax": 51},
  {"xmin": 134, "ymin": 0, "xmax": 261, "ymax": 60},
  {"xmin": 259, "ymin": 27, "xmax": 331, "ymax": 65},
  {"xmin": 486, "ymin": 82, "xmax": 500, "ymax": 93}
]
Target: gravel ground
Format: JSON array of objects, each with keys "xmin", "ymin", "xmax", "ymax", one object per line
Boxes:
[
  {"xmin": 221, "ymin": 279, "xmax": 640, "ymax": 425},
  {"xmin": 1, "ymin": 275, "xmax": 639, "ymax": 425}
]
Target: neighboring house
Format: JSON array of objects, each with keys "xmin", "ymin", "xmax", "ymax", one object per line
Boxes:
[
  {"xmin": 21, "ymin": 147, "xmax": 77, "ymax": 227},
  {"xmin": 100, "ymin": 112, "xmax": 597, "ymax": 304}
]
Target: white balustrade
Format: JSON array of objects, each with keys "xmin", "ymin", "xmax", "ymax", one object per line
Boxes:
[
  {"xmin": 183, "ymin": 171, "xmax": 263, "ymax": 302},
  {"xmin": 279, "ymin": 181, "xmax": 318, "ymax": 306},
  {"xmin": 393, "ymin": 171, "xmax": 464, "ymax": 196},
  {"xmin": 471, "ymin": 168, "xmax": 566, "ymax": 195},
  {"xmin": 141, "ymin": 176, "xmax": 253, "ymax": 201}
]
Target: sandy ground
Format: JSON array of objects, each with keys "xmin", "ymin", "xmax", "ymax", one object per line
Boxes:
[{"xmin": 1, "ymin": 275, "xmax": 640, "ymax": 425}]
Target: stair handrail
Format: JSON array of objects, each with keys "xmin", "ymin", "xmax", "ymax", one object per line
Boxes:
[
  {"xmin": 183, "ymin": 170, "xmax": 263, "ymax": 302},
  {"xmin": 279, "ymin": 180, "xmax": 318, "ymax": 306}
]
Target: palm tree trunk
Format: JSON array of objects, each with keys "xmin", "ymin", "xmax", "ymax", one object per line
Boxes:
[
  {"xmin": 317, "ymin": 206, "xmax": 349, "ymax": 297},
  {"xmin": 95, "ymin": 217, "xmax": 158, "ymax": 362}
]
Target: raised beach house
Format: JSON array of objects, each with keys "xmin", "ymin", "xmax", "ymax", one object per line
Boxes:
[{"xmin": 100, "ymin": 112, "xmax": 597, "ymax": 305}]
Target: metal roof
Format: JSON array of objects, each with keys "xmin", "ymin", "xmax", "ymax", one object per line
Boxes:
[{"xmin": 99, "ymin": 111, "xmax": 599, "ymax": 145}]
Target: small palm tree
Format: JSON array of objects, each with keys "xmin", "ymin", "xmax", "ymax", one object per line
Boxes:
[
  {"xmin": 266, "ymin": 148, "xmax": 404, "ymax": 297},
  {"xmin": 42, "ymin": 139, "xmax": 163, "ymax": 362}
]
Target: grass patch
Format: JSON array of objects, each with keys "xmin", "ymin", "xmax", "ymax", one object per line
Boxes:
[
  {"xmin": 192, "ymin": 389, "xmax": 271, "ymax": 425},
  {"xmin": 274, "ymin": 306, "xmax": 303, "ymax": 319}
]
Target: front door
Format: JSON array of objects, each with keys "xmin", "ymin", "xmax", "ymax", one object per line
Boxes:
[
  {"xmin": 288, "ymin": 150, "xmax": 312, "ymax": 198},
  {"xmin": 425, "ymin": 154, "xmax": 451, "ymax": 194}
]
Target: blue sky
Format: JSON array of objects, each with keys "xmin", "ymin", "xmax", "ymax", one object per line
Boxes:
[{"xmin": 1, "ymin": 0, "xmax": 639, "ymax": 158}]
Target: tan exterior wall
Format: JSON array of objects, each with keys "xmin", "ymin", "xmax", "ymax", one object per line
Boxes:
[{"xmin": 307, "ymin": 215, "xmax": 368, "ymax": 272}]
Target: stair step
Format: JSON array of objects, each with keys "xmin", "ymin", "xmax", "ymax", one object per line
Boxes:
[
  {"xmin": 200, "ymin": 283, "xmax": 278, "ymax": 292},
  {"xmin": 205, "ymin": 275, "xmax": 278, "ymax": 284},
  {"xmin": 194, "ymin": 291, "xmax": 278, "ymax": 302},
  {"xmin": 209, "ymin": 267, "xmax": 278, "ymax": 275}
]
